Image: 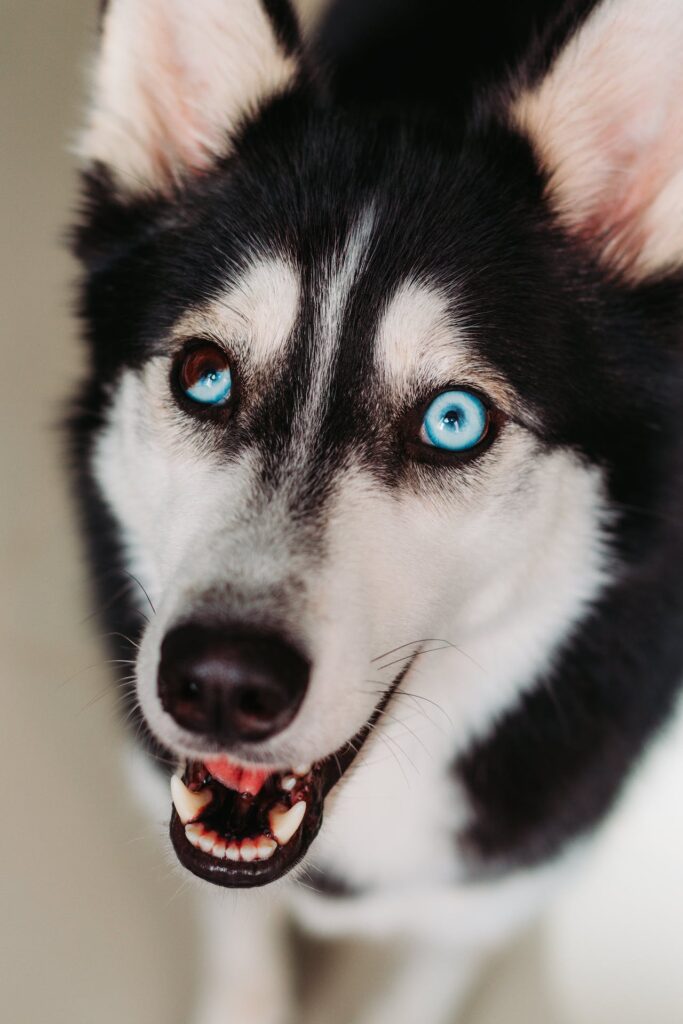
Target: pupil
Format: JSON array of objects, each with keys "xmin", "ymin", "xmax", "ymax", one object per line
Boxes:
[{"xmin": 442, "ymin": 409, "xmax": 462, "ymax": 429}]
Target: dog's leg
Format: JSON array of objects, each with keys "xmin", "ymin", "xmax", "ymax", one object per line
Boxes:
[
  {"xmin": 194, "ymin": 893, "xmax": 293, "ymax": 1024},
  {"xmin": 353, "ymin": 941, "xmax": 482, "ymax": 1024}
]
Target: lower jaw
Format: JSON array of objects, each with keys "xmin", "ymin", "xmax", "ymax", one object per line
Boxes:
[
  {"xmin": 168, "ymin": 655, "xmax": 418, "ymax": 888},
  {"xmin": 169, "ymin": 778, "xmax": 324, "ymax": 888}
]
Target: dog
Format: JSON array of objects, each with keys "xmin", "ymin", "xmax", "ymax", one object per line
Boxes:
[{"xmin": 69, "ymin": 0, "xmax": 683, "ymax": 1021}]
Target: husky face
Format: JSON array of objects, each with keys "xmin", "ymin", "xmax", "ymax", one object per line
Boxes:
[{"xmin": 72, "ymin": 0, "xmax": 683, "ymax": 888}]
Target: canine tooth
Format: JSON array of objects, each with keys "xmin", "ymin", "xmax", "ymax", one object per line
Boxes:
[
  {"xmin": 294, "ymin": 764, "xmax": 311, "ymax": 777},
  {"xmin": 281, "ymin": 774, "xmax": 297, "ymax": 792},
  {"xmin": 171, "ymin": 775, "xmax": 213, "ymax": 824},
  {"xmin": 240, "ymin": 839, "xmax": 257, "ymax": 862},
  {"xmin": 199, "ymin": 829, "xmax": 218, "ymax": 854},
  {"xmin": 256, "ymin": 837, "xmax": 278, "ymax": 861},
  {"xmin": 269, "ymin": 801, "xmax": 306, "ymax": 845},
  {"xmin": 225, "ymin": 842, "xmax": 240, "ymax": 862},
  {"xmin": 185, "ymin": 823, "xmax": 204, "ymax": 848}
]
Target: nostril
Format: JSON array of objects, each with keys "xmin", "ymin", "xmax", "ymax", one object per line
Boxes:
[
  {"xmin": 237, "ymin": 687, "xmax": 277, "ymax": 721},
  {"xmin": 157, "ymin": 622, "xmax": 309, "ymax": 744}
]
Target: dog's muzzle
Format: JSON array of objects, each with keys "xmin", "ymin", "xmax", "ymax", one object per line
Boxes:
[{"xmin": 162, "ymin": 639, "xmax": 417, "ymax": 888}]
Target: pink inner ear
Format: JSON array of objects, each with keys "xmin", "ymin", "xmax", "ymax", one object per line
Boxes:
[
  {"xmin": 576, "ymin": 93, "xmax": 683, "ymax": 274},
  {"xmin": 135, "ymin": 13, "xmax": 218, "ymax": 186},
  {"xmin": 578, "ymin": 132, "xmax": 665, "ymax": 271},
  {"xmin": 82, "ymin": 0, "xmax": 298, "ymax": 194},
  {"xmin": 513, "ymin": 0, "xmax": 683, "ymax": 279}
]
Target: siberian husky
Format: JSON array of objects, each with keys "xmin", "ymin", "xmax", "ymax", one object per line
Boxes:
[{"xmin": 69, "ymin": 0, "xmax": 683, "ymax": 1021}]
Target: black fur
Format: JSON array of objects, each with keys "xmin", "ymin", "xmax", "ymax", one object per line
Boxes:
[
  {"xmin": 71, "ymin": 0, "xmax": 683, "ymax": 871},
  {"xmin": 313, "ymin": 0, "xmax": 600, "ymax": 108},
  {"xmin": 261, "ymin": 0, "xmax": 302, "ymax": 55}
]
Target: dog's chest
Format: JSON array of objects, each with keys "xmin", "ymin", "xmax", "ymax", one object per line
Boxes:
[{"xmin": 309, "ymin": 729, "xmax": 467, "ymax": 889}]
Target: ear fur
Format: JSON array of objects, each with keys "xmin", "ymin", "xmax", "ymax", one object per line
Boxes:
[
  {"xmin": 512, "ymin": 0, "xmax": 683, "ymax": 280},
  {"xmin": 80, "ymin": 0, "xmax": 300, "ymax": 194}
]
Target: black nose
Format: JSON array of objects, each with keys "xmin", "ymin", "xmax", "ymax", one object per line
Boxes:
[{"xmin": 157, "ymin": 623, "xmax": 309, "ymax": 744}]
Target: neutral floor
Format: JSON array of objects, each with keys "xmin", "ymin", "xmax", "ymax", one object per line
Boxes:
[{"xmin": 3, "ymin": 3, "xmax": 683, "ymax": 1022}]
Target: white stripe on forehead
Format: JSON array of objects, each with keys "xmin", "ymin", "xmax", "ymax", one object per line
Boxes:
[
  {"xmin": 376, "ymin": 279, "xmax": 513, "ymax": 406},
  {"xmin": 288, "ymin": 207, "xmax": 376, "ymax": 451},
  {"xmin": 172, "ymin": 256, "xmax": 300, "ymax": 365}
]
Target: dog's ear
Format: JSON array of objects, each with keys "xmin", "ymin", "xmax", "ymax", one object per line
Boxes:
[
  {"xmin": 80, "ymin": 0, "xmax": 301, "ymax": 194},
  {"xmin": 512, "ymin": 0, "xmax": 683, "ymax": 281}
]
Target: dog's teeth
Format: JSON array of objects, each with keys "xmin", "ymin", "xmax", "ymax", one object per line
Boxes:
[
  {"xmin": 198, "ymin": 829, "xmax": 218, "ymax": 854},
  {"xmin": 280, "ymin": 774, "xmax": 297, "ymax": 792},
  {"xmin": 171, "ymin": 775, "xmax": 213, "ymax": 824},
  {"xmin": 293, "ymin": 764, "xmax": 311, "ymax": 777},
  {"xmin": 225, "ymin": 842, "xmax": 240, "ymax": 862},
  {"xmin": 269, "ymin": 801, "xmax": 306, "ymax": 845},
  {"xmin": 240, "ymin": 839, "xmax": 257, "ymax": 862},
  {"xmin": 185, "ymin": 823, "xmax": 205, "ymax": 848},
  {"xmin": 256, "ymin": 837, "xmax": 278, "ymax": 861}
]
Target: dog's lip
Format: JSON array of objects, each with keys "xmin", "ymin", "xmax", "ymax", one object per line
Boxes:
[
  {"xmin": 168, "ymin": 657, "xmax": 417, "ymax": 888},
  {"xmin": 170, "ymin": 763, "xmax": 326, "ymax": 888}
]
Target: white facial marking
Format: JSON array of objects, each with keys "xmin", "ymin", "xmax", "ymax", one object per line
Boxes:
[
  {"xmin": 287, "ymin": 208, "xmax": 376, "ymax": 457},
  {"xmin": 173, "ymin": 257, "xmax": 301, "ymax": 368},
  {"xmin": 377, "ymin": 279, "xmax": 518, "ymax": 412}
]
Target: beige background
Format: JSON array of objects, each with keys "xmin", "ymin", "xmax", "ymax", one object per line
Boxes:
[{"xmin": 2, "ymin": 2, "xmax": 683, "ymax": 1022}]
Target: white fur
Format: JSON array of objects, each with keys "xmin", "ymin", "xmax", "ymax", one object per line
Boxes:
[
  {"xmin": 377, "ymin": 279, "xmax": 529, "ymax": 418},
  {"xmin": 173, "ymin": 257, "xmax": 301, "ymax": 368},
  {"xmin": 513, "ymin": 0, "xmax": 683, "ymax": 278},
  {"xmin": 290, "ymin": 853, "xmax": 585, "ymax": 1024},
  {"xmin": 80, "ymin": 0, "xmax": 298, "ymax": 193}
]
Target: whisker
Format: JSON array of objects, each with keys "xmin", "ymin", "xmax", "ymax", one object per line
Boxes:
[
  {"xmin": 396, "ymin": 689, "xmax": 454, "ymax": 729},
  {"xmin": 55, "ymin": 657, "xmax": 138, "ymax": 691},
  {"xmin": 365, "ymin": 720, "xmax": 418, "ymax": 783},
  {"xmin": 373, "ymin": 706, "xmax": 434, "ymax": 761},
  {"xmin": 99, "ymin": 631, "xmax": 142, "ymax": 651},
  {"xmin": 371, "ymin": 638, "xmax": 455, "ymax": 663},
  {"xmin": 122, "ymin": 569, "xmax": 157, "ymax": 615},
  {"xmin": 362, "ymin": 686, "xmax": 448, "ymax": 737},
  {"xmin": 76, "ymin": 686, "xmax": 117, "ymax": 715},
  {"xmin": 375, "ymin": 641, "xmax": 485, "ymax": 674},
  {"xmin": 79, "ymin": 578, "xmax": 137, "ymax": 626}
]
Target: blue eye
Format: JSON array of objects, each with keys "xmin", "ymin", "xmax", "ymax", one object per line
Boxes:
[
  {"xmin": 420, "ymin": 390, "xmax": 489, "ymax": 452},
  {"xmin": 180, "ymin": 344, "xmax": 232, "ymax": 406}
]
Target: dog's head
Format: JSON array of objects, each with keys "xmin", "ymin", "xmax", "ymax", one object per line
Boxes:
[{"xmin": 72, "ymin": 0, "xmax": 683, "ymax": 886}]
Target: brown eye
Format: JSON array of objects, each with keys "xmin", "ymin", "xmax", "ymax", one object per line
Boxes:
[{"xmin": 179, "ymin": 344, "xmax": 232, "ymax": 406}]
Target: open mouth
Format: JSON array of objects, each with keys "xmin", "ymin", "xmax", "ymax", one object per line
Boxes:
[{"xmin": 169, "ymin": 659, "xmax": 414, "ymax": 887}]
